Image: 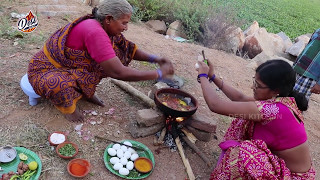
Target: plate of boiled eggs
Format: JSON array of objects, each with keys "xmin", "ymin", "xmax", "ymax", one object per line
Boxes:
[{"xmin": 104, "ymin": 139, "xmax": 155, "ymax": 179}]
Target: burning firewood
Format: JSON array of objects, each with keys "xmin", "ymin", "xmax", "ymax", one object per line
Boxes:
[{"xmin": 154, "ymin": 127, "xmax": 167, "ymax": 146}]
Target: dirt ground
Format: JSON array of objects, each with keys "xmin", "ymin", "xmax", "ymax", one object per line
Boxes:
[{"xmin": 0, "ymin": 1, "xmax": 319, "ymax": 180}]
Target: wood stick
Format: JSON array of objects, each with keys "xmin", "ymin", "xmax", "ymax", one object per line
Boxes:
[
  {"xmin": 110, "ymin": 78, "xmax": 156, "ymax": 108},
  {"xmin": 157, "ymin": 127, "xmax": 167, "ymax": 145},
  {"xmin": 175, "ymin": 137, "xmax": 195, "ymax": 180},
  {"xmin": 153, "ymin": 136, "xmax": 159, "ymax": 145},
  {"xmin": 181, "ymin": 136, "xmax": 212, "ymax": 167},
  {"xmin": 181, "ymin": 128, "xmax": 198, "ymax": 144},
  {"xmin": 154, "ymin": 127, "xmax": 166, "ymax": 146}
]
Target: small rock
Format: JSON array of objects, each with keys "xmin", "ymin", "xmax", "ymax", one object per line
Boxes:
[
  {"xmin": 89, "ymin": 121, "xmax": 96, "ymax": 125},
  {"xmin": 105, "ymin": 108, "xmax": 115, "ymax": 115},
  {"xmin": 136, "ymin": 109, "xmax": 164, "ymax": 127},
  {"xmin": 74, "ymin": 124, "xmax": 83, "ymax": 131},
  {"xmin": 129, "ymin": 120, "xmax": 164, "ymax": 138},
  {"xmin": 91, "ymin": 111, "xmax": 98, "ymax": 116},
  {"xmin": 96, "ymin": 118, "xmax": 103, "ymax": 124},
  {"xmin": 186, "ymin": 126, "xmax": 212, "ymax": 142},
  {"xmin": 10, "ymin": 12, "xmax": 20, "ymax": 19},
  {"xmin": 113, "ymin": 130, "xmax": 120, "ymax": 138}
]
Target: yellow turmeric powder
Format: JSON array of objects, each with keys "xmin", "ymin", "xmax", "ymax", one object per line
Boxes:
[{"xmin": 134, "ymin": 157, "xmax": 152, "ymax": 173}]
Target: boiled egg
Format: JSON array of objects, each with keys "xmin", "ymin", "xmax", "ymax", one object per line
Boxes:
[
  {"xmin": 123, "ymin": 141, "xmax": 132, "ymax": 147},
  {"xmin": 107, "ymin": 148, "xmax": 117, "ymax": 156},
  {"xmin": 119, "ymin": 168, "xmax": 129, "ymax": 176},
  {"xmin": 117, "ymin": 149, "xmax": 124, "ymax": 158},
  {"xmin": 123, "ymin": 151, "xmax": 131, "ymax": 159},
  {"xmin": 195, "ymin": 62, "xmax": 200, "ymax": 69},
  {"xmin": 126, "ymin": 161, "xmax": 134, "ymax": 170},
  {"xmin": 112, "ymin": 143, "xmax": 121, "ymax": 150},
  {"xmin": 113, "ymin": 163, "xmax": 123, "ymax": 170},
  {"xmin": 120, "ymin": 145, "xmax": 128, "ymax": 152},
  {"xmin": 110, "ymin": 157, "xmax": 120, "ymax": 164},
  {"xmin": 127, "ymin": 147, "xmax": 136, "ymax": 154},
  {"xmin": 130, "ymin": 153, "xmax": 139, "ymax": 161},
  {"xmin": 120, "ymin": 157, "xmax": 128, "ymax": 165}
]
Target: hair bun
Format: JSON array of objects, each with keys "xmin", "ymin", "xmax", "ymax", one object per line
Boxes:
[{"xmin": 92, "ymin": 7, "xmax": 98, "ymax": 15}]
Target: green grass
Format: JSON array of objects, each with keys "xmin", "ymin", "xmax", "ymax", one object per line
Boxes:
[
  {"xmin": 0, "ymin": 15, "xmax": 25, "ymax": 39},
  {"xmin": 0, "ymin": 14, "xmax": 49, "ymax": 50},
  {"xmin": 130, "ymin": 0, "xmax": 320, "ymax": 41},
  {"xmin": 211, "ymin": 0, "xmax": 320, "ymax": 39}
]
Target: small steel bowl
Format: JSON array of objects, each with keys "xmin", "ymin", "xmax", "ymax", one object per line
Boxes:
[{"xmin": 0, "ymin": 146, "xmax": 17, "ymax": 163}]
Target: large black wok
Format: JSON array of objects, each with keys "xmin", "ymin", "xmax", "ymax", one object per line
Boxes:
[{"xmin": 154, "ymin": 88, "xmax": 198, "ymax": 117}]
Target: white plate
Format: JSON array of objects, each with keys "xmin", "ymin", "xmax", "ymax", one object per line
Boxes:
[{"xmin": 0, "ymin": 146, "xmax": 17, "ymax": 163}]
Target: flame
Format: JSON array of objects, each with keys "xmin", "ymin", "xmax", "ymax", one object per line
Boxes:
[
  {"xmin": 175, "ymin": 117, "xmax": 185, "ymax": 122},
  {"xmin": 26, "ymin": 11, "xmax": 35, "ymax": 21}
]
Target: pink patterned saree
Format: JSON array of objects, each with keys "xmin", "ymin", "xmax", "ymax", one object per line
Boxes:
[{"xmin": 210, "ymin": 97, "xmax": 316, "ymax": 180}]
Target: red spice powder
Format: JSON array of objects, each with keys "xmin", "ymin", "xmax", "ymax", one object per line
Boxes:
[{"xmin": 70, "ymin": 163, "xmax": 86, "ymax": 176}]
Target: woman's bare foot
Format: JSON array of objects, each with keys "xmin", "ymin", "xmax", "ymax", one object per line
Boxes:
[
  {"xmin": 65, "ymin": 108, "xmax": 84, "ymax": 122},
  {"xmin": 86, "ymin": 94, "xmax": 105, "ymax": 107}
]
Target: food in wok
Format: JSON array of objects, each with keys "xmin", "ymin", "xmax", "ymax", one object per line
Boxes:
[{"xmin": 157, "ymin": 93, "xmax": 195, "ymax": 111}]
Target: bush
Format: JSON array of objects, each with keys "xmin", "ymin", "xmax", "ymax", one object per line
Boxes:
[
  {"xmin": 128, "ymin": 0, "xmax": 242, "ymax": 45},
  {"xmin": 201, "ymin": 6, "xmax": 244, "ymax": 51},
  {"xmin": 128, "ymin": 0, "xmax": 172, "ymax": 22},
  {"xmin": 128, "ymin": 0, "xmax": 319, "ymax": 47},
  {"xmin": 170, "ymin": 0, "xmax": 208, "ymax": 42}
]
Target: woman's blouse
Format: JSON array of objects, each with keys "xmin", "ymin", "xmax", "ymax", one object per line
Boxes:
[
  {"xmin": 65, "ymin": 19, "xmax": 116, "ymax": 63},
  {"xmin": 253, "ymin": 99, "xmax": 307, "ymax": 151}
]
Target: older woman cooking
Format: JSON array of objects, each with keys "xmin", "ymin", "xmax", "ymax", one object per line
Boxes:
[{"xmin": 27, "ymin": 0, "xmax": 174, "ymax": 122}]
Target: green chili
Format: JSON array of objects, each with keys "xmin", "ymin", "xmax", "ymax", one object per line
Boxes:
[{"xmin": 9, "ymin": 170, "xmax": 36, "ymax": 180}]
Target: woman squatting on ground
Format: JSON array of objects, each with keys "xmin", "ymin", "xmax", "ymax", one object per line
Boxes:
[
  {"xmin": 196, "ymin": 59, "xmax": 315, "ymax": 179},
  {"xmin": 27, "ymin": 0, "xmax": 174, "ymax": 122}
]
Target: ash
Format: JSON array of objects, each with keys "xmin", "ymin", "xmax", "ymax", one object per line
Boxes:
[{"xmin": 155, "ymin": 130, "xmax": 186, "ymax": 151}]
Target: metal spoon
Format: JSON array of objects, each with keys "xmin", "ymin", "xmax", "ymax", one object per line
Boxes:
[{"xmin": 5, "ymin": 152, "xmax": 11, "ymax": 158}]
